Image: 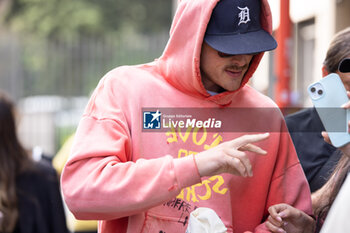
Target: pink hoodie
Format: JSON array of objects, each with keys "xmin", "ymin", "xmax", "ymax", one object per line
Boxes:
[{"xmin": 61, "ymin": 0, "xmax": 312, "ymax": 232}]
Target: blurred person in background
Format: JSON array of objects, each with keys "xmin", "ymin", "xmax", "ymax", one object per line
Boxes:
[
  {"xmin": 53, "ymin": 134, "xmax": 98, "ymax": 233},
  {"xmin": 286, "ymin": 27, "xmax": 350, "ymax": 193},
  {"xmin": 0, "ymin": 91, "xmax": 68, "ymax": 233}
]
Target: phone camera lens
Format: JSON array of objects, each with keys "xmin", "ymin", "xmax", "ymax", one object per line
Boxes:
[
  {"xmin": 318, "ymin": 90, "xmax": 323, "ymax": 95},
  {"xmin": 311, "ymin": 87, "xmax": 316, "ymax": 93}
]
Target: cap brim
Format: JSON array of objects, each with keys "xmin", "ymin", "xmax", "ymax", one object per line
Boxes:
[
  {"xmin": 204, "ymin": 30, "xmax": 277, "ymax": 55},
  {"xmin": 339, "ymin": 58, "xmax": 350, "ymax": 73}
]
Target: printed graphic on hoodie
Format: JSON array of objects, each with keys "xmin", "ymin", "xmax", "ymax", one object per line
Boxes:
[{"xmin": 166, "ymin": 126, "xmax": 228, "ymax": 203}]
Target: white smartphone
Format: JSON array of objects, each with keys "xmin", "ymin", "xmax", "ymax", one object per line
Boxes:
[{"xmin": 308, "ymin": 73, "xmax": 350, "ymax": 147}]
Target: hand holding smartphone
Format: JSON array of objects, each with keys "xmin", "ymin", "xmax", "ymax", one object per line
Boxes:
[{"xmin": 308, "ymin": 73, "xmax": 350, "ymax": 147}]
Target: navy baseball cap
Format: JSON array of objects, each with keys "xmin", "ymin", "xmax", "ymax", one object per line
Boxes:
[
  {"xmin": 339, "ymin": 58, "xmax": 350, "ymax": 73},
  {"xmin": 204, "ymin": 0, "xmax": 277, "ymax": 55}
]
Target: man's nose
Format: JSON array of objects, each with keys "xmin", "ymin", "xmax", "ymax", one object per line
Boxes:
[{"xmin": 230, "ymin": 55, "xmax": 247, "ymax": 66}]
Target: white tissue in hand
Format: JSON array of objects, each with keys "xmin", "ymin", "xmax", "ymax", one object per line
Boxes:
[{"xmin": 186, "ymin": 207, "xmax": 227, "ymax": 233}]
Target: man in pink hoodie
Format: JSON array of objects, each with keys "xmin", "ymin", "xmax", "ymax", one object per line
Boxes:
[{"xmin": 61, "ymin": 0, "xmax": 312, "ymax": 232}]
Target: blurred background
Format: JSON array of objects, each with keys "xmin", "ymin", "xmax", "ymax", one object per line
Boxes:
[
  {"xmin": 0, "ymin": 0, "xmax": 172, "ymax": 157},
  {"xmin": 0, "ymin": 0, "xmax": 350, "ymax": 158}
]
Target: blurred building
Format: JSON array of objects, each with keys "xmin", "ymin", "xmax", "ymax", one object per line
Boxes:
[{"xmin": 0, "ymin": 2, "xmax": 169, "ymax": 157}]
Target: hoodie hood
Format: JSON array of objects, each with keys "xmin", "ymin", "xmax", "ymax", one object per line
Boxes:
[{"xmin": 156, "ymin": 0, "xmax": 275, "ymax": 105}]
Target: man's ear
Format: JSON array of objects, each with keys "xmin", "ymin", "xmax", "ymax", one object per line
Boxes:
[{"xmin": 322, "ymin": 66, "xmax": 329, "ymax": 77}]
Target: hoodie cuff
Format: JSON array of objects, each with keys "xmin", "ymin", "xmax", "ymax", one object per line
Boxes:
[{"xmin": 173, "ymin": 154, "xmax": 201, "ymax": 190}]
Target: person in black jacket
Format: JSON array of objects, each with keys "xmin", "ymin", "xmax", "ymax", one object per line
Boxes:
[
  {"xmin": 0, "ymin": 91, "xmax": 68, "ymax": 233},
  {"xmin": 286, "ymin": 27, "xmax": 350, "ymax": 193}
]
